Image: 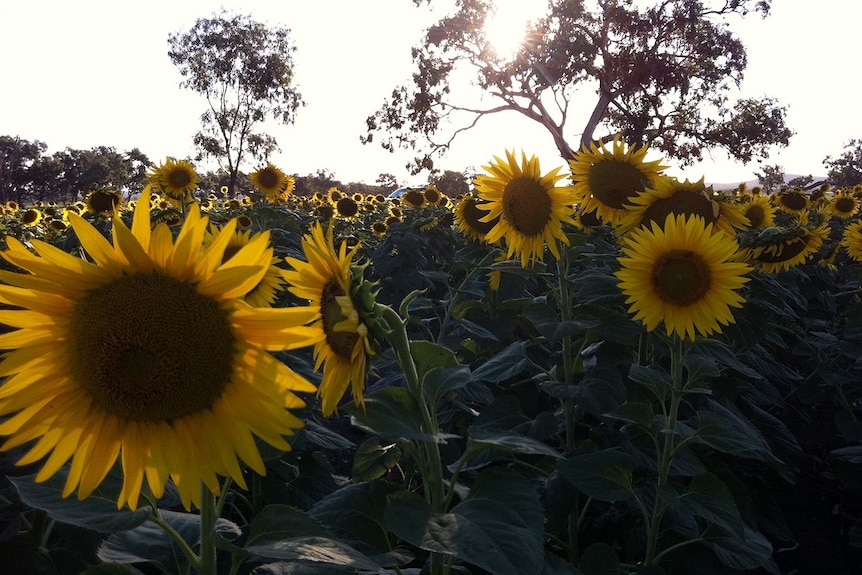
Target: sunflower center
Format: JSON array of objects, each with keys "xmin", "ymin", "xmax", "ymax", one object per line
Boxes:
[
  {"xmin": 587, "ymin": 160, "xmax": 646, "ymax": 209},
  {"xmin": 69, "ymin": 273, "xmax": 236, "ymax": 422},
  {"xmin": 336, "ymin": 197, "xmax": 359, "ymax": 218},
  {"xmin": 168, "ymin": 168, "xmax": 192, "ymax": 189},
  {"xmin": 89, "ymin": 191, "xmax": 120, "ymax": 214},
  {"xmin": 778, "ymin": 192, "xmax": 807, "ymax": 211},
  {"xmin": 258, "ymin": 169, "xmax": 281, "ymax": 190},
  {"xmin": 744, "ymin": 204, "xmax": 765, "ymax": 228},
  {"xmin": 502, "ymin": 177, "xmax": 552, "ymax": 236},
  {"xmin": 321, "ymin": 278, "xmax": 358, "ymax": 361},
  {"xmin": 651, "ymin": 249, "xmax": 712, "ymax": 306},
  {"xmin": 640, "ymin": 191, "xmax": 718, "ymax": 230},
  {"xmin": 835, "ymin": 197, "xmax": 856, "ymax": 214}
]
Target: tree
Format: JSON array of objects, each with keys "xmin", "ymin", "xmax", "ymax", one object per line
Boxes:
[
  {"xmin": 363, "ymin": 0, "xmax": 791, "ymax": 173},
  {"xmin": 754, "ymin": 163, "xmax": 784, "ymax": 194},
  {"xmin": 168, "ymin": 10, "xmax": 304, "ymax": 196},
  {"xmin": 823, "ymin": 139, "xmax": 862, "ymax": 187},
  {"xmin": 429, "ymin": 169, "xmax": 471, "ymax": 196},
  {"xmin": 0, "ymin": 136, "xmax": 46, "ymax": 203}
]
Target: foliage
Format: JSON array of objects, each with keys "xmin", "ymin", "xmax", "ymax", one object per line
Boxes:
[
  {"xmin": 168, "ymin": 10, "xmax": 304, "ymax": 196},
  {"xmin": 363, "ymin": 0, "xmax": 791, "ymax": 173},
  {"xmin": 824, "ymin": 139, "xmax": 862, "ymax": 187},
  {"xmin": 755, "ymin": 164, "xmax": 785, "ymax": 193}
]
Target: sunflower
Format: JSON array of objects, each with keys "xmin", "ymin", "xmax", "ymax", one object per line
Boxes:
[
  {"xmin": 85, "ymin": 189, "xmax": 123, "ymax": 217},
  {"xmin": 250, "ymin": 163, "xmax": 289, "ymax": 202},
  {"xmin": 568, "ymin": 136, "xmax": 666, "ymax": 225},
  {"xmin": 282, "ymin": 223, "xmax": 374, "ymax": 416},
  {"xmin": 772, "ymin": 188, "xmax": 809, "ymax": 215},
  {"xmin": 828, "ymin": 189, "xmax": 860, "ymax": 219},
  {"xmin": 615, "ymin": 213, "xmax": 751, "ymax": 341},
  {"xmin": 454, "ymin": 194, "xmax": 499, "ymax": 242},
  {"xmin": 0, "ymin": 192, "xmax": 321, "ymax": 510},
  {"xmin": 401, "ymin": 188, "xmax": 426, "ymax": 208},
  {"xmin": 147, "ymin": 158, "xmax": 199, "ymax": 205},
  {"xmin": 327, "ymin": 187, "xmax": 344, "ymax": 203},
  {"xmin": 617, "ymin": 176, "xmax": 746, "ymax": 237},
  {"xmin": 205, "ymin": 225, "xmax": 287, "ymax": 307},
  {"xmin": 335, "ymin": 197, "xmax": 360, "ymax": 219},
  {"xmin": 474, "ymin": 150, "xmax": 577, "ymax": 267},
  {"xmin": 20, "ymin": 208, "xmax": 42, "ymax": 226},
  {"xmin": 744, "ymin": 223, "xmax": 829, "ymax": 273},
  {"xmin": 423, "ymin": 186, "xmax": 444, "ymax": 206},
  {"xmin": 739, "ymin": 194, "xmax": 776, "ymax": 229},
  {"xmin": 841, "ymin": 220, "xmax": 862, "ymax": 261}
]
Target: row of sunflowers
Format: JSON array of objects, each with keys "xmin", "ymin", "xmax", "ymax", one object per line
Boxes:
[{"xmin": 0, "ymin": 138, "xmax": 860, "ymax": 574}]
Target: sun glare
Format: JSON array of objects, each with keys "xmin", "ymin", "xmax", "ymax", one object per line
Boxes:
[{"xmin": 482, "ymin": 1, "xmax": 543, "ymax": 59}]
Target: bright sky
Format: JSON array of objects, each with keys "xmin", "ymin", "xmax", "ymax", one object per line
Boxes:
[{"xmin": 1, "ymin": 1, "xmax": 860, "ymax": 187}]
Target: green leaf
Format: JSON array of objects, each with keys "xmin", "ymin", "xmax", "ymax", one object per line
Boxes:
[
  {"xmin": 604, "ymin": 402, "xmax": 655, "ymax": 428},
  {"xmin": 310, "ymin": 481, "xmax": 408, "ymax": 564},
  {"xmin": 9, "ymin": 471, "xmax": 151, "ymax": 534},
  {"xmin": 467, "ymin": 427, "xmax": 562, "ymax": 459},
  {"xmin": 579, "ymin": 542, "xmax": 622, "ymax": 575},
  {"xmin": 81, "ymin": 565, "xmax": 147, "ymax": 575},
  {"xmin": 694, "ymin": 402, "xmax": 776, "ymax": 461},
  {"xmin": 683, "ymin": 354, "xmax": 720, "ymax": 391},
  {"xmin": 523, "ymin": 301, "xmax": 598, "ymax": 344},
  {"xmin": 660, "ymin": 473, "xmax": 744, "ymax": 537},
  {"xmin": 410, "ymin": 340, "xmax": 458, "ymax": 382},
  {"xmin": 470, "ymin": 341, "xmax": 530, "ymax": 383},
  {"xmin": 98, "ymin": 510, "xmax": 240, "ymax": 575},
  {"xmin": 303, "ymin": 420, "xmax": 355, "ymax": 450},
  {"xmin": 423, "ymin": 365, "xmax": 471, "ymax": 402},
  {"xmin": 351, "ymin": 437, "xmax": 403, "ymax": 482},
  {"xmin": 347, "ymin": 386, "xmax": 439, "ymax": 441},
  {"xmin": 703, "ymin": 525, "xmax": 773, "ymax": 571},
  {"xmin": 556, "ymin": 450, "xmax": 637, "ymax": 502},
  {"xmin": 385, "ymin": 469, "xmax": 544, "ymax": 575},
  {"xmin": 627, "ymin": 364, "xmax": 673, "ymax": 400},
  {"xmin": 246, "ymin": 505, "xmax": 382, "ymax": 571}
]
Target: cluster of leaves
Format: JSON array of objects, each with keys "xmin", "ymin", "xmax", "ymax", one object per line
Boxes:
[{"xmin": 1, "ymin": 194, "xmax": 861, "ymax": 575}]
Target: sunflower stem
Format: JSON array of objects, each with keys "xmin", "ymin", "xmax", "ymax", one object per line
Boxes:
[
  {"xmin": 198, "ymin": 485, "xmax": 218, "ymax": 575},
  {"xmin": 644, "ymin": 335, "xmax": 687, "ymax": 566}
]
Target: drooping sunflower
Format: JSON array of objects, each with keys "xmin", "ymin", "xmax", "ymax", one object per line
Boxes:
[
  {"xmin": 615, "ymin": 213, "xmax": 751, "ymax": 341},
  {"xmin": 739, "ymin": 193, "xmax": 776, "ymax": 229},
  {"xmin": 772, "ymin": 188, "xmax": 810, "ymax": 216},
  {"xmin": 401, "ymin": 188, "xmax": 426, "ymax": 208},
  {"xmin": 85, "ymin": 189, "xmax": 123, "ymax": 217},
  {"xmin": 20, "ymin": 208, "xmax": 42, "ymax": 226},
  {"xmin": 205, "ymin": 225, "xmax": 287, "ymax": 307},
  {"xmin": 617, "ymin": 176, "xmax": 746, "ymax": 237},
  {"xmin": 147, "ymin": 158, "xmax": 199, "ymax": 205},
  {"xmin": 454, "ymin": 194, "xmax": 499, "ymax": 243},
  {"xmin": 423, "ymin": 186, "xmax": 444, "ymax": 206},
  {"xmin": 250, "ymin": 163, "xmax": 289, "ymax": 202},
  {"xmin": 335, "ymin": 196, "xmax": 360, "ymax": 219},
  {"xmin": 568, "ymin": 136, "xmax": 666, "ymax": 225},
  {"xmin": 474, "ymin": 149, "xmax": 577, "ymax": 267},
  {"xmin": 828, "ymin": 189, "xmax": 860, "ymax": 219},
  {"xmin": 0, "ymin": 192, "xmax": 321, "ymax": 510},
  {"xmin": 841, "ymin": 220, "xmax": 862, "ymax": 261},
  {"xmin": 743, "ymin": 223, "xmax": 830, "ymax": 273},
  {"xmin": 282, "ymin": 223, "xmax": 374, "ymax": 416}
]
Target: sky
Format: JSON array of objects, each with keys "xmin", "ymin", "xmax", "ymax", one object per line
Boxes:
[{"xmin": 1, "ymin": 0, "xmax": 860, "ymax": 188}]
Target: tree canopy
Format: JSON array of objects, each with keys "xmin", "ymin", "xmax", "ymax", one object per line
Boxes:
[
  {"xmin": 363, "ymin": 0, "xmax": 791, "ymax": 173},
  {"xmin": 168, "ymin": 10, "xmax": 304, "ymax": 195},
  {"xmin": 824, "ymin": 139, "xmax": 862, "ymax": 187}
]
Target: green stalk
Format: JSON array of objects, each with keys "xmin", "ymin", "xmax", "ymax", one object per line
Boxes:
[
  {"xmin": 644, "ymin": 336, "xmax": 686, "ymax": 566},
  {"xmin": 197, "ymin": 486, "xmax": 218, "ymax": 575},
  {"xmin": 381, "ymin": 305, "xmax": 448, "ymax": 575}
]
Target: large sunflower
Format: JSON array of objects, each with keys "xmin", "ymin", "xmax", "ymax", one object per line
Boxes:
[
  {"xmin": 568, "ymin": 136, "xmax": 666, "ymax": 225},
  {"xmin": 0, "ymin": 192, "xmax": 321, "ymax": 510},
  {"xmin": 282, "ymin": 223, "xmax": 374, "ymax": 416},
  {"xmin": 828, "ymin": 189, "xmax": 860, "ymax": 219},
  {"xmin": 250, "ymin": 163, "xmax": 290, "ymax": 202},
  {"xmin": 615, "ymin": 213, "xmax": 751, "ymax": 341},
  {"xmin": 617, "ymin": 176, "xmax": 747, "ymax": 237},
  {"xmin": 454, "ymin": 194, "xmax": 499, "ymax": 242},
  {"xmin": 147, "ymin": 158, "xmax": 199, "ymax": 205},
  {"xmin": 841, "ymin": 220, "xmax": 862, "ymax": 261},
  {"xmin": 474, "ymin": 150, "xmax": 577, "ymax": 267}
]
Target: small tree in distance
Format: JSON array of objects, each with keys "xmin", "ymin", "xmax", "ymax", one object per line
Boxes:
[
  {"xmin": 168, "ymin": 10, "xmax": 304, "ymax": 196},
  {"xmin": 824, "ymin": 139, "xmax": 862, "ymax": 187}
]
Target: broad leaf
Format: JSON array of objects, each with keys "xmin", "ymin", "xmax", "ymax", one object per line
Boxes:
[
  {"xmin": 604, "ymin": 402, "xmax": 655, "ymax": 428},
  {"xmin": 467, "ymin": 427, "xmax": 562, "ymax": 459},
  {"xmin": 98, "ymin": 510, "xmax": 240, "ymax": 575},
  {"xmin": 579, "ymin": 542, "xmax": 622, "ymax": 575},
  {"xmin": 660, "ymin": 473, "xmax": 744, "ymax": 537},
  {"xmin": 385, "ymin": 469, "xmax": 544, "ymax": 575},
  {"xmin": 351, "ymin": 437, "xmax": 403, "ymax": 482},
  {"xmin": 470, "ymin": 341, "xmax": 530, "ymax": 383},
  {"xmin": 9, "ymin": 471, "xmax": 151, "ymax": 533},
  {"xmin": 556, "ymin": 450, "xmax": 637, "ymax": 502},
  {"xmin": 703, "ymin": 525, "xmax": 773, "ymax": 571},
  {"xmin": 347, "ymin": 387, "xmax": 439, "ymax": 441},
  {"xmin": 246, "ymin": 505, "xmax": 382, "ymax": 571}
]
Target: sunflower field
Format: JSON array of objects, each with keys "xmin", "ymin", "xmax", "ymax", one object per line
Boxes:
[{"xmin": 1, "ymin": 141, "xmax": 861, "ymax": 575}]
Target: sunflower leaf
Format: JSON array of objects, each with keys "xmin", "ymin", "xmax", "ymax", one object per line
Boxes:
[
  {"xmin": 8, "ymin": 471, "xmax": 151, "ymax": 534},
  {"xmin": 351, "ymin": 438, "xmax": 403, "ymax": 482}
]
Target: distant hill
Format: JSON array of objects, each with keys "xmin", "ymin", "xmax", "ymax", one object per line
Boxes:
[{"xmin": 707, "ymin": 174, "xmax": 829, "ymax": 192}]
